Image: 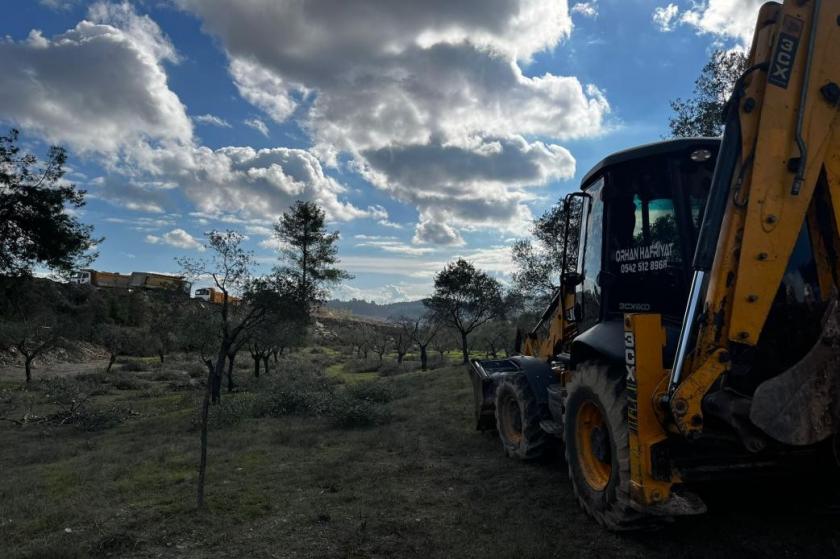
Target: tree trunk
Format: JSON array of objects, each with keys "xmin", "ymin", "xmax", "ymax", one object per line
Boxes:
[
  {"xmin": 397, "ymin": 352, "xmax": 405, "ymax": 364},
  {"xmin": 211, "ymin": 350, "xmax": 225, "ymax": 404},
  {"xmin": 226, "ymin": 354, "xmax": 236, "ymax": 393},
  {"xmin": 461, "ymin": 331, "xmax": 469, "ymax": 364},
  {"xmin": 107, "ymin": 353, "xmax": 117, "ymax": 373},
  {"xmin": 197, "ymin": 358, "xmax": 215, "ymax": 509},
  {"xmin": 253, "ymin": 355, "xmax": 261, "ymax": 378},
  {"xmin": 262, "ymin": 355, "xmax": 270, "ymax": 375},
  {"xmin": 24, "ymin": 355, "xmax": 33, "ymax": 385},
  {"xmin": 420, "ymin": 345, "xmax": 428, "ymax": 371},
  {"xmin": 159, "ymin": 350, "xmax": 165, "ymax": 364}
]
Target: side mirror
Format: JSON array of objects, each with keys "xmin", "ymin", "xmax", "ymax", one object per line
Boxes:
[{"xmin": 562, "ymin": 271, "xmax": 583, "ymax": 287}]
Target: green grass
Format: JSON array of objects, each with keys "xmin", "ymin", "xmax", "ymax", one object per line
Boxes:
[{"xmin": 1, "ymin": 350, "xmax": 840, "ymax": 558}]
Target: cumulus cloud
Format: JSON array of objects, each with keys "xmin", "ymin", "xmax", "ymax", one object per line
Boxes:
[
  {"xmin": 194, "ymin": 114, "xmax": 231, "ymax": 127},
  {"xmin": 0, "ymin": 2, "xmax": 191, "ymax": 155},
  {"xmin": 654, "ymin": 1, "xmax": 764, "ymax": 47},
  {"xmin": 0, "ymin": 2, "xmax": 380, "ymax": 225},
  {"xmin": 176, "ymin": 0, "xmax": 608, "ymax": 243},
  {"xmin": 653, "ymin": 4, "xmax": 680, "ymax": 32},
  {"xmin": 571, "ymin": 2, "xmax": 598, "ymax": 19},
  {"xmin": 413, "ymin": 219, "xmax": 465, "ymax": 246},
  {"xmin": 332, "ymin": 282, "xmax": 432, "ymax": 304},
  {"xmin": 145, "ymin": 228, "xmax": 205, "ymax": 251}
]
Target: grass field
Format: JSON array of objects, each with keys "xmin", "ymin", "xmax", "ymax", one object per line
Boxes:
[{"xmin": 2, "ymin": 349, "xmax": 840, "ymax": 558}]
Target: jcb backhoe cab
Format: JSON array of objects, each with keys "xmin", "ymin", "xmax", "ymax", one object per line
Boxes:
[{"xmin": 470, "ymin": 137, "xmax": 832, "ymax": 528}]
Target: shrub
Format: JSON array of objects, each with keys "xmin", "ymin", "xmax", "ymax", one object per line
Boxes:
[
  {"xmin": 346, "ymin": 381, "xmax": 405, "ymax": 403},
  {"xmin": 119, "ymin": 358, "xmax": 150, "ymax": 372},
  {"xmin": 378, "ymin": 362, "xmax": 419, "ymax": 377},
  {"xmin": 206, "ymin": 393, "xmax": 257, "ymax": 429},
  {"xmin": 108, "ymin": 372, "xmax": 145, "ymax": 391},
  {"xmin": 328, "ymin": 393, "xmax": 391, "ymax": 428},
  {"xmin": 187, "ymin": 363, "xmax": 208, "ymax": 379},
  {"xmin": 253, "ymin": 384, "xmax": 333, "ymax": 417},
  {"xmin": 344, "ymin": 359, "xmax": 381, "ymax": 374}
]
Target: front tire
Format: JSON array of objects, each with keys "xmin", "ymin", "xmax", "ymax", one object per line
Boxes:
[
  {"xmin": 564, "ymin": 361, "xmax": 649, "ymax": 530},
  {"xmin": 494, "ymin": 374, "xmax": 547, "ymax": 460}
]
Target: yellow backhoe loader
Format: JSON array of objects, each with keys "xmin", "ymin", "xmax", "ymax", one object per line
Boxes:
[{"xmin": 469, "ymin": 0, "xmax": 840, "ymax": 529}]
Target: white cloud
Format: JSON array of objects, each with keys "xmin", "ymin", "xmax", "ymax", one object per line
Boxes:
[
  {"xmin": 680, "ymin": 0, "xmax": 764, "ymax": 47},
  {"xmin": 230, "ymin": 57, "xmax": 299, "ymax": 123},
  {"xmin": 40, "ymin": 0, "xmax": 79, "ymax": 11},
  {"xmin": 653, "ymin": 4, "xmax": 680, "ymax": 32},
  {"xmin": 0, "ymin": 3, "xmax": 383, "ymax": 225},
  {"xmin": 338, "ymin": 245, "xmax": 513, "ymax": 281},
  {"xmin": 244, "ymin": 117, "xmax": 269, "ymax": 137},
  {"xmin": 654, "ymin": 1, "xmax": 765, "ymax": 47},
  {"xmin": 354, "ymin": 239, "xmax": 437, "ymax": 256},
  {"xmin": 0, "ymin": 2, "xmax": 192, "ymax": 155},
  {"xmin": 413, "ymin": 218, "xmax": 465, "ymax": 246},
  {"xmin": 176, "ymin": 0, "xmax": 608, "ymax": 244},
  {"xmin": 571, "ymin": 2, "xmax": 598, "ymax": 19},
  {"xmin": 145, "ymin": 228, "xmax": 205, "ymax": 251},
  {"xmin": 194, "ymin": 114, "xmax": 231, "ymax": 128},
  {"xmin": 332, "ymin": 282, "xmax": 431, "ymax": 304}
]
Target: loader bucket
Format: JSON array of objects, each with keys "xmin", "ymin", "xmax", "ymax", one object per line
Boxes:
[
  {"xmin": 750, "ymin": 299, "xmax": 840, "ymax": 445},
  {"xmin": 469, "ymin": 359, "xmax": 520, "ymax": 431}
]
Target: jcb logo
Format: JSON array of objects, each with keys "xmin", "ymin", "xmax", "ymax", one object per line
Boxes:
[
  {"xmin": 624, "ymin": 331, "xmax": 636, "ymax": 384},
  {"xmin": 769, "ymin": 16, "xmax": 803, "ymax": 89}
]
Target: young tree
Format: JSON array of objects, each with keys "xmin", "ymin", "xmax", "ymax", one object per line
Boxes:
[
  {"xmin": 95, "ymin": 324, "xmax": 147, "ymax": 372},
  {"xmin": 473, "ymin": 320, "xmax": 513, "ymax": 358},
  {"xmin": 668, "ymin": 50, "xmax": 748, "ymax": 138},
  {"xmin": 512, "ymin": 197, "xmax": 581, "ymax": 309},
  {"xmin": 368, "ymin": 326, "xmax": 391, "ymax": 363},
  {"xmin": 425, "ymin": 259, "xmax": 505, "ymax": 364},
  {"xmin": 0, "ymin": 277, "xmax": 69, "ymax": 384},
  {"xmin": 409, "ymin": 314, "xmax": 439, "ymax": 371},
  {"xmin": 430, "ymin": 326, "xmax": 457, "ymax": 363},
  {"xmin": 274, "ymin": 201, "xmax": 352, "ymax": 315},
  {"xmin": 0, "ymin": 129, "xmax": 98, "ymax": 275},
  {"xmin": 179, "ymin": 230, "xmax": 294, "ymax": 509},
  {"xmin": 147, "ymin": 291, "xmax": 188, "ymax": 364},
  {"xmin": 391, "ymin": 317, "xmax": 415, "ymax": 364}
]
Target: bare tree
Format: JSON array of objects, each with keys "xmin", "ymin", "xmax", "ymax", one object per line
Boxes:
[
  {"xmin": 391, "ymin": 317, "xmax": 415, "ymax": 364},
  {"xmin": 368, "ymin": 326, "xmax": 391, "ymax": 363},
  {"xmin": 0, "ymin": 277, "xmax": 68, "ymax": 384},
  {"xmin": 407, "ymin": 315, "xmax": 438, "ymax": 371},
  {"xmin": 0, "ymin": 315, "xmax": 63, "ymax": 384}
]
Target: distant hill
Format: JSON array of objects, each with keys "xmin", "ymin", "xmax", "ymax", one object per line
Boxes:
[{"xmin": 324, "ymin": 298, "xmax": 427, "ymax": 321}]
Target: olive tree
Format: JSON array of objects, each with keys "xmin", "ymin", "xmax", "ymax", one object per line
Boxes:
[{"xmin": 425, "ymin": 259, "xmax": 505, "ymax": 364}]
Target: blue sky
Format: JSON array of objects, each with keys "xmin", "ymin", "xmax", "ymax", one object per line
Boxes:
[{"xmin": 1, "ymin": 0, "xmax": 761, "ymax": 302}]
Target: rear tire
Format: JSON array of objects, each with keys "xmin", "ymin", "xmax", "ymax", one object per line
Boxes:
[
  {"xmin": 495, "ymin": 374, "xmax": 547, "ymax": 460},
  {"xmin": 564, "ymin": 361, "xmax": 650, "ymax": 530}
]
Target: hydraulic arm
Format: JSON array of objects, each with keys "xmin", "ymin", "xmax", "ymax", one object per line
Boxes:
[{"xmin": 670, "ymin": 0, "xmax": 840, "ymax": 442}]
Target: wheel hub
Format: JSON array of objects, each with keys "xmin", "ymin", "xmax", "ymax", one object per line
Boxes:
[
  {"xmin": 590, "ymin": 425, "xmax": 610, "ymax": 463},
  {"xmin": 576, "ymin": 399, "xmax": 612, "ymax": 491}
]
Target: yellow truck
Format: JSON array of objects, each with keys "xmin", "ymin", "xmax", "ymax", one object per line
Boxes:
[{"xmin": 71, "ymin": 269, "xmax": 191, "ymax": 295}]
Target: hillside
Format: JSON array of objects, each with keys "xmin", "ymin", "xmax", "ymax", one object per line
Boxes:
[{"xmin": 325, "ymin": 298, "xmax": 427, "ymax": 321}]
